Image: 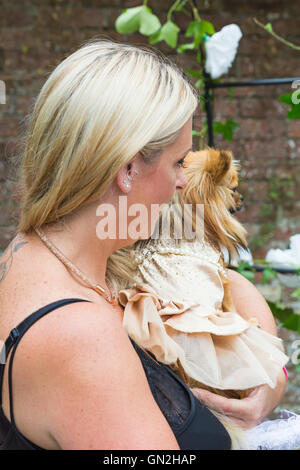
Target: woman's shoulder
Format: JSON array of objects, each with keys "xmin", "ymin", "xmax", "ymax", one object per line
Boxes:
[
  {"xmin": 18, "ymin": 299, "xmax": 179, "ymax": 449},
  {"xmin": 35, "ymin": 298, "xmax": 125, "ymax": 360},
  {"xmin": 0, "ymin": 232, "xmax": 120, "ymax": 335}
]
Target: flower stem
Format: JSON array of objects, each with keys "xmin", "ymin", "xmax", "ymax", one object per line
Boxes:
[
  {"xmin": 253, "ymin": 17, "xmax": 300, "ymax": 51},
  {"xmin": 189, "ymin": 0, "xmax": 201, "ymax": 21},
  {"xmin": 167, "ymin": 0, "xmax": 182, "ymax": 22}
]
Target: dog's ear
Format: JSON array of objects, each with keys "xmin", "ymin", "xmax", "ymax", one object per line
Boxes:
[{"xmin": 204, "ymin": 149, "xmax": 232, "ymax": 184}]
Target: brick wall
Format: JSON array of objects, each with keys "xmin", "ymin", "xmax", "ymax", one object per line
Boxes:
[{"xmin": 0, "ymin": 0, "xmax": 300, "ymax": 255}]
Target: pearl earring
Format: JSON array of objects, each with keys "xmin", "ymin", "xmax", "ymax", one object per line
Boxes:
[
  {"xmin": 127, "ymin": 169, "xmax": 139, "ymax": 181},
  {"xmin": 123, "ymin": 179, "xmax": 131, "ymax": 189}
]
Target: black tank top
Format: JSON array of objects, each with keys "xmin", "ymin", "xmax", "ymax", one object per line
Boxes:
[{"xmin": 0, "ymin": 299, "xmax": 231, "ymax": 450}]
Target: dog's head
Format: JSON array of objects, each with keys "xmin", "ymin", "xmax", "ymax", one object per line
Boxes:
[
  {"xmin": 177, "ymin": 147, "xmax": 247, "ymax": 259},
  {"xmin": 227, "ymin": 161, "xmax": 244, "ymax": 214},
  {"xmin": 183, "ymin": 148, "xmax": 244, "ymax": 214}
]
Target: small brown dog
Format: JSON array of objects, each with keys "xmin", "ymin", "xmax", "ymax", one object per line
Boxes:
[
  {"xmin": 174, "ymin": 147, "xmax": 250, "ymax": 399},
  {"xmin": 179, "ymin": 147, "xmax": 247, "ymax": 263}
]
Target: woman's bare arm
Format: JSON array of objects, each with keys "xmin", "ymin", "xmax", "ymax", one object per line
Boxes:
[
  {"xmin": 192, "ymin": 268, "xmax": 287, "ymax": 429},
  {"xmin": 227, "ymin": 268, "xmax": 277, "ymax": 334},
  {"xmin": 36, "ymin": 302, "xmax": 180, "ymax": 450}
]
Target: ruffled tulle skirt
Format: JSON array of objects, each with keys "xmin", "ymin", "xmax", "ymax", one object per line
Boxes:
[{"xmin": 119, "ymin": 283, "xmax": 289, "ymax": 393}]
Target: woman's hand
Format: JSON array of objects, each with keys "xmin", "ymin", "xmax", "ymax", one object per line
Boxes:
[
  {"xmin": 196, "ymin": 269, "xmax": 288, "ymax": 429},
  {"xmin": 191, "ymin": 369, "xmax": 287, "ymax": 430}
]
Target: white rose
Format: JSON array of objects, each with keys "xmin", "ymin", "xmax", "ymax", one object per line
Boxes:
[
  {"xmin": 265, "ymin": 248, "xmax": 295, "ymax": 266},
  {"xmin": 205, "ymin": 24, "xmax": 243, "ymax": 79},
  {"xmin": 265, "ymin": 234, "xmax": 300, "ymax": 266}
]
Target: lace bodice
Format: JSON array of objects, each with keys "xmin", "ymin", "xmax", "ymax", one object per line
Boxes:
[{"xmin": 132, "ymin": 238, "xmax": 227, "ymax": 308}]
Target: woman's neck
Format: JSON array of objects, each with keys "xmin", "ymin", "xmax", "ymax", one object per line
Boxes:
[{"xmin": 31, "ymin": 213, "xmax": 123, "ymax": 293}]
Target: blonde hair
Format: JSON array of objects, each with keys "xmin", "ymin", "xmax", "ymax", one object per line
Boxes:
[{"xmin": 17, "ymin": 37, "xmax": 199, "ymax": 233}]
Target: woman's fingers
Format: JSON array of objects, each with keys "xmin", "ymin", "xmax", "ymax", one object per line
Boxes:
[
  {"xmin": 191, "ymin": 388, "xmax": 238, "ymax": 413},
  {"xmin": 191, "ymin": 387, "xmax": 261, "ymax": 430}
]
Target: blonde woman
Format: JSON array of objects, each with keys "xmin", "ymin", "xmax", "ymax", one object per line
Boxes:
[{"xmin": 0, "ymin": 39, "xmax": 285, "ymax": 451}]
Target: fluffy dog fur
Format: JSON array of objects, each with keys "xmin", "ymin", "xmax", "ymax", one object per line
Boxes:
[
  {"xmin": 172, "ymin": 147, "xmax": 250, "ymax": 400},
  {"xmin": 169, "ymin": 147, "xmax": 253, "ymax": 448},
  {"xmin": 107, "ymin": 147, "xmax": 252, "ymax": 448}
]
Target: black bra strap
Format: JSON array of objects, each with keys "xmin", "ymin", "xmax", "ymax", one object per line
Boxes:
[{"xmin": 0, "ymin": 298, "xmax": 91, "ymax": 427}]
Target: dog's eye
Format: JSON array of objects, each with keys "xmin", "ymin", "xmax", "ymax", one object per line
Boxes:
[
  {"xmin": 231, "ymin": 187, "xmax": 238, "ymax": 192},
  {"xmin": 176, "ymin": 158, "xmax": 187, "ymax": 168}
]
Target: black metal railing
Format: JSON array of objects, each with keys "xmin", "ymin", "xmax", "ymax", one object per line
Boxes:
[
  {"xmin": 204, "ymin": 76, "xmax": 300, "ymax": 147},
  {"xmin": 204, "ymin": 76, "xmax": 300, "ymax": 273}
]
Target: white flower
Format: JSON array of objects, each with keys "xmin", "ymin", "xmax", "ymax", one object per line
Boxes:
[
  {"xmin": 265, "ymin": 248, "xmax": 295, "ymax": 266},
  {"xmin": 265, "ymin": 234, "xmax": 300, "ymax": 267},
  {"xmin": 205, "ymin": 24, "xmax": 243, "ymax": 79}
]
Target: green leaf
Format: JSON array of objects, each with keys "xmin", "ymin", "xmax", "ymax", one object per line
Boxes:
[
  {"xmin": 139, "ymin": 8, "xmax": 161, "ymax": 36},
  {"xmin": 185, "ymin": 21, "xmax": 198, "ymax": 37},
  {"xmin": 279, "ymin": 92, "xmax": 292, "ymax": 105},
  {"xmin": 288, "ymin": 107, "xmax": 300, "ymax": 119},
  {"xmin": 239, "ymin": 269, "xmax": 255, "ymax": 282},
  {"xmin": 268, "ymin": 301, "xmax": 300, "ymax": 333},
  {"xmin": 237, "ymin": 261, "xmax": 254, "ymax": 271},
  {"xmin": 283, "ymin": 313, "xmax": 300, "ymax": 331},
  {"xmin": 201, "ymin": 20, "xmax": 215, "ymax": 35},
  {"xmin": 213, "ymin": 119, "xmax": 240, "ymax": 142},
  {"xmin": 177, "ymin": 42, "xmax": 196, "ymax": 53},
  {"xmin": 213, "ymin": 122, "xmax": 223, "ymax": 132},
  {"xmin": 148, "ymin": 28, "xmax": 163, "ymax": 44},
  {"xmin": 195, "ymin": 78, "xmax": 204, "ymax": 88},
  {"xmin": 253, "ymin": 259, "xmax": 270, "ymax": 264},
  {"xmin": 115, "ymin": 6, "xmax": 160, "ymax": 36},
  {"xmin": 291, "ymin": 288, "xmax": 300, "ymax": 300},
  {"xmin": 267, "ymin": 301, "xmax": 295, "ymax": 325},
  {"xmin": 265, "ymin": 22, "xmax": 273, "ymax": 33},
  {"xmin": 261, "ymin": 267, "xmax": 277, "ymax": 284},
  {"xmin": 149, "ymin": 20, "xmax": 180, "ymax": 48},
  {"xmin": 279, "ymin": 92, "xmax": 300, "ymax": 120},
  {"xmin": 228, "ymin": 87, "xmax": 235, "ymax": 101},
  {"xmin": 235, "ymin": 262, "xmax": 255, "ymax": 283},
  {"xmin": 185, "ymin": 68, "xmax": 203, "ymax": 78},
  {"xmin": 192, "ymin": 130, "xmax": 203, "ymax": 136},
  {"xmin": 115, "ymin": 6, "xmax": 144, "ymax": 34},
  {"xmin": 162, "ymin": 21, "xmax": 180, "ymax": 48},
  {"xmin": 185, "ymin": 20, "xmax": 215, "ymax": 48}
]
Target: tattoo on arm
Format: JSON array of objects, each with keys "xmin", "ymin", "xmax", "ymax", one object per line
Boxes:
[{"xmin": 0, "ymin": 233, "xmax": 28, "ymax": 284}]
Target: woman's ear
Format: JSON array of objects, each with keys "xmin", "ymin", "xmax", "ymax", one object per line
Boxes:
[
  {"xmin": 116, "ymin": 164, "xmax": 132, "ymax": 194},
  {"xmin": 116, "ymin": 153, "xmax": 141, "ymax": 194}
]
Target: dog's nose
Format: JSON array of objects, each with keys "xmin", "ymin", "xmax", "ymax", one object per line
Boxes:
[{"xmin": 240, "ymin": 194, "xmax": 244, "ymax": 202}]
